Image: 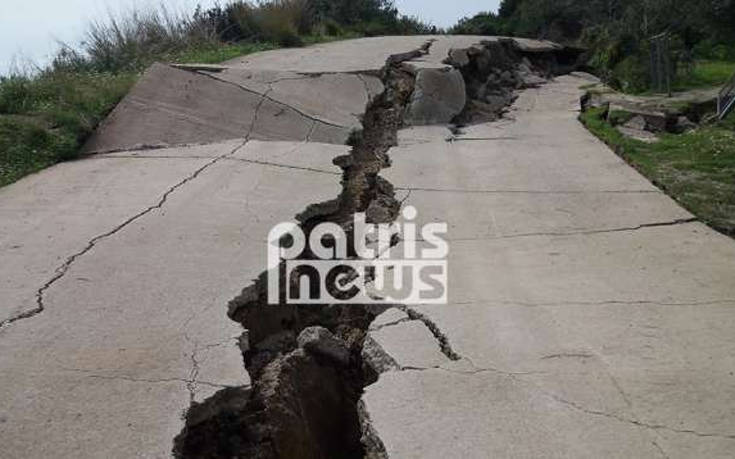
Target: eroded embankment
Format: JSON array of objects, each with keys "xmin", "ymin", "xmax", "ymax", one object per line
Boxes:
[
  {"xmin": 173, "ymin": 39, "xmax": 554, "ymax": 459},
  {"xmin": 449, "ymin": 38, "xmax": 561, "ymax": 127}
]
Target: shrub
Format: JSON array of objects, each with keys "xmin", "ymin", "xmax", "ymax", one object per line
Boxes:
[
  {"xmin": 256, "ymin": 0, "xmax": 309, "ymax": 46},
  {"xmin": 322, "ymin": 18, "xmax": 345, "ymax": 36},
  {"xmin": 83, "ymin": 7, "xmax": 219, "ymax": 72},
  {"xmin": 450, "ymin": 12, "xmax": 504, "ymax": 36},
  {"xmin": 612, "ymin": 55, "xmax": 649, "ymax": 93},
  {"xmin": 692, "ymin": 39, "xmax": 735, "ymax": 62}
]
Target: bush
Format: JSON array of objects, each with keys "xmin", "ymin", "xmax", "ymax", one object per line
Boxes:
[
  {"xmin": 450, "ymin": 12, "xmax": 504, "ymax": 35},
  {"xmin": 256, "ymin": 0, "xmax": 309, "ymax": 46},
  {"xmin": 692, "ymin": 39, "xmax": 735, "ymax": 62},
  {"xmin": 322, "ymin": 18, "xmax": 345, "ymax": 36},
  {"xmin": 83, "ymin": 7, "xmax": 219, "ymax": 73},
  {"xmin": 612, "ymin": 55, "xmax": 649, "ymax": 93}
]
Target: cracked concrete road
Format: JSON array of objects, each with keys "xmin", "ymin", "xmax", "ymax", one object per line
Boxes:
[
  {"xmin": 363, "ymin": 74, "xmax": 735, "ymax": 458},
  {"xmin": 2, "ymin": 35, "xmax": 735, "ymax": 458},
  {"xmin": 0, "ymin": 139, "xmax": 344, "ymax": 457}
]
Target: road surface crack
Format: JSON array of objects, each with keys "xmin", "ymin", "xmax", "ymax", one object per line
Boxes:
[
  {"xmin": 60, "ymin": 367, "xmax": 235, "ymax": 390},
  {"xmin": 545, "ymin": 390, "xmax": 735, "ymax": 441},
  {"xmin": 430, "ymin": 217, "xmax": 699, "ymax": 242},
  {"xmin": 0, "ymin": 141, "xmax": 248, "ymax": 333},
  {"xmin": 192, "ymin": 68, "xmax": 347, "ymax": 130},
  {"xmin": 173, "ymin": 41, "xmax": 434, "ymax": 459},
  {"xmin": 228, "ymin": 157, "xmax": 340, "ymax": 175},
  {"xmin": 395, "ymin": 186, "xmax": 661, "ymax": 195},
  {"xmin": 452, "ymin": 299, "xmax": 735, "ymax": 308},
  {"xmin": 396, "ymin": 306, "xmax": 461, "ymax": 361}
]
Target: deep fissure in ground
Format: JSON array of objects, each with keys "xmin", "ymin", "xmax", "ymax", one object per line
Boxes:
[
  {"xmin": 173, "ymin": 40, "xmax": 557, "ymax": 459},
  {"xmin": 172, "ymin": 45, "xmax": 423, "ymax": 459}
]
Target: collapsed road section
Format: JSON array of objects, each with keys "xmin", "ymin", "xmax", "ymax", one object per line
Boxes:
[{"xmin": 173, "ymin": 38, "xmax": 564, "ymax": 458}]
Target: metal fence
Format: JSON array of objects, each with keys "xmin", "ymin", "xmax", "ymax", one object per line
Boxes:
[
  {"xmin": 718, "ymin": 71, "xmax": 735, "ymax": 119},
  {"xmin": 649, "ymin": 32, "xmax": 672, "ymax": 96}
]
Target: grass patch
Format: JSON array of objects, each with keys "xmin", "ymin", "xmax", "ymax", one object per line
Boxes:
[
  {"xmin": 580, "ymin": 107, "xmax": 735, "ymax": 236},
  {"xmin": 0, "ymin": 71, "xmax": 137, "ymax": 187},
  {"xmin": 673, "ymin": 60, "xmax": 735, "ymax": 91},
  {"xmin": 607, "ymin": 109, "xmax": 635, "ymax": 126},
  {"xmin": 168, "ymin": 41, "xmax": 280, "ymax": 65}
]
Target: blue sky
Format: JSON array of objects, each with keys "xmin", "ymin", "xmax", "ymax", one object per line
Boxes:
[{"xmin": 0, "ymin": 0, "xmax": 500, "ymax": 74}]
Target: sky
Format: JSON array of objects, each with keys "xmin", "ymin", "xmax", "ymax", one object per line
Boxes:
[
  {"xmin": 395, "ymin": 0, "xmax": 499, "ymax": 29},
  {"xmin": 0, "ymin": 0, "xmax": 500, "ymax": 75}
]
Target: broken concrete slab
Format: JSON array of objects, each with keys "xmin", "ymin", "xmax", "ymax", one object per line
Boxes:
[
  {"xmin": 404, "ymin": 66, "xmax": 466, "ymax": 125},
  {"xmin": 365, "ymin": 320, "xmax": 449, "ymax": 372},
  {"xmin": 83, "ymin": 63, "xmax": 262, "ymax": 153},
  {"xmin": 370, "ymin": 308, "xmax": 410, "ymax": 331},
  {"xmin": 200, "ymin": 68, "xmax": 383, "ymax": 130},
  {"xmin": 83, "ymin": 63, "xmax": 356, "ymax": 154},
  {"xmin": 225, "ymin": 35, "xmax": 567, "ymax": 74},
  {"xmin": 85, "ymin": 34, "xmax": 563, "ymax": 155},
  {"xmin": 0, "ymin": 138, "xmax": 341, "ymax": 458},
  {"xmin": 512, "ymin": 37, "xmax": 564, "ymax": 52}
]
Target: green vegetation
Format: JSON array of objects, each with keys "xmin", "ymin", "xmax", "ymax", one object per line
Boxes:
[
  {"xmin": 0, "ymin": 72, "xmax": 137, "ymax": 187},
  {"xmin": 452, "ymin": 1, "xmax": 735, "ymax": 94},
  {"xmin": 580, "ymin": 107, "xmax": 735, "ymax": 236},
  {"xmin": 0, "ymin": 0, "xmax": 432, "ymax": 188},
  {"xmin": 672, "ymin": 60, "xmax": 735, "ymax": 92}
]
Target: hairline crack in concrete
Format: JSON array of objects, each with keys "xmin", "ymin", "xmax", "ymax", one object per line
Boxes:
[{"xmin": 0, "ymin": 140, "xmax": 251, "ymax": 334}]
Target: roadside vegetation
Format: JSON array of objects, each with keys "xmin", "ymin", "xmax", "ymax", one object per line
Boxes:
[
  {"xmin": 581, "ymin": 107, "xmax": 735, "ymax": 236},
  {"xmin": 452, "ymin": 0, "xmax": 735, "ymax": 95},
  {"xmin": 0, "ymin": 0, "xmax": 434, "ymax": 187}
]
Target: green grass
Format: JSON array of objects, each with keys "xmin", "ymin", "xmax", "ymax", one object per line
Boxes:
[
  {"xmin": 0, "ymin": 71, "xmax": 137, "ymax": 187},
  {"xmin": 168, "ymin": 41, "xmax": 280, "ymax": 65},
  {"xmin": 580, "ymin": 107, "xmax": 735, "ymax": 236},
  {"xmin": 167, "ymin": 33, "xmax": 356, "ymax": 64},
  {"xmin": 673, "ymin": 60, "xmax": 735, "ymax": 91},
  {"xmin": 607, "ymin": 109, "xmax": 635, "ymax": 126}
]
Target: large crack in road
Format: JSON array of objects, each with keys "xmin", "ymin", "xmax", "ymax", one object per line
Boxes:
[
  {"xmin": 172, "ymin": 39, "xmax": 562, "ymax": 458},
  {"xmin": 172, "ymin": 42, "xmax": 428, "ymax": 459}
]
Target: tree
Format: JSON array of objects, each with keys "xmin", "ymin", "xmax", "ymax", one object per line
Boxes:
[{"xmin": 450, "ymin": 12, "xmax": 504, "ymax": 36}]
